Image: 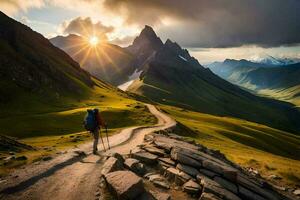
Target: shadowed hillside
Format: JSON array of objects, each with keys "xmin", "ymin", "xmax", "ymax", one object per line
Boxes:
[{"xmin": 127, "ymin": 26, "xmax": 300, "ymax": 134}]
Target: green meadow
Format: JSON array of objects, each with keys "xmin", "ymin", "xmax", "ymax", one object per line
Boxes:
[{"xmin": 161, "ymin": 105, "xmax": 300, "ymax": 187}]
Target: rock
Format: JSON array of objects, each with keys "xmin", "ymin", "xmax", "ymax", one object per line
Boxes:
[
  {"xmin": 148, "ymin": 174, "xmax": 165, "ymax": 182},
  {"xmin": 294, "ymin": 189, "xmax": 300, "ymax": 196},
  {"xmin": 176, "ymin": 163, "xmax": 199, "ymax": 177},
  {"xmin": 183, "ymin": 180, "xmax": 202, "ymax": 195},
  {"xmin": 124, "ymin": 158, "xmax": 146, "ymax": 175},
  {"xmin": 153, "ymin": 180, "xmax": 170, "ymax": 190},
  {"xmin": 105, "ymin": 171, "xmax": 145, "ymax": 200},
  {"xmin": 131, "ymin": 151, "xmax": 158, "ymax": 165},
  {"xmin": 158, "ymin": 157, "xmax": 176, "ymax": 166},
  {"xmin": 171, "ymin": 147, "xmax": 202, "ymax": 168},
  {"xmin": 202, "ymin": 160, "xmax": 237, "ymax": 182},
  {"xmin": 101, "ymin": 157, "xmax": 123, "ymax": 176},
  {"xmin": 197, "ymin": 174, "xmax": 241, "ymax": 200},
  {"xmin": 147, "ymin": 174, "xmax": 170, "ymax": 190},
  {"xmin": 238, "ymin": 185, "xmax": 266, "ymax": 200},
  {"xmin": 111, "ymin": 152, "xmax": 125, "ymax": 163},
  {"xmin": 165, "ymin": 167, "xmax": 180, "ymax": 182},
  {"xmin": 176, "ymin": 171, "xmax": 192, "ymax": 186},
  {"xmin": 149, "ymin": 190, "xmax": 171, "ymax": 200},
  {"xmin": 237, "ymin": 174, "xmax": 280, "ymax": 200},
  {"xmin": 199, "ymin": 169, "xmax": 218, "ymax": 178},
  {"xmin": 158, "ymin": 161, "xmax": 173, "ymax": 174},
  {"xmin": 200, "ymin": 193, "xmax": 222, "ymax": 200},
  {"xmin": 213, "ymin": 176, "xmax": 238, "ymax": 194},
  {"xmin": 143, "ymin": 145, "xmax": 166, "ymax": 157}
]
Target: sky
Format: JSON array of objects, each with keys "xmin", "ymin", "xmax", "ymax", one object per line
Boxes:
[{"xmin": 1, "ymin": 0, "xmax": 300, "ymax": 64}]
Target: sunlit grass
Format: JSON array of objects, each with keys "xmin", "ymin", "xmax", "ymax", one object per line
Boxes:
[{"xmin": 162, "ymin": 105, "xmax": 300, "ymax": 186}]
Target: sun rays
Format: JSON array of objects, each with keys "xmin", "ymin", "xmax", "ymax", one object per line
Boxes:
[{"xmin": 89, "ymin": 36, "xmax": 99, "ymax": 46}]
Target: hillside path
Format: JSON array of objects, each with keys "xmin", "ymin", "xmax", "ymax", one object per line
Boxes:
[{"xmin": 0, "ymin": 104, "xmax": 176, "ymax": 200}]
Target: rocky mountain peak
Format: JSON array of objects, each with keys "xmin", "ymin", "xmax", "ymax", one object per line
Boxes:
[{"xmin": 127, "ymin": 25, "xmax": 163, "ymax": 54}]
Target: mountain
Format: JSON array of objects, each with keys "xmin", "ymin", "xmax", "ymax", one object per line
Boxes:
[
  {"xmin": 207, "ymin": 59, "xmax": 300, "ymax": 105},
  {"xmin": 127, "ymin": 26, "xmax": 300, "ymax": 134},
  {"xmin": 251, "ymin": 54, "xmax": 300, "ymax": 66},
  {"xmin": 50, "ymin": 34, "xmax": 135, "ymax": 85},
  {"xmin": 0, "ymin": 12, "xmax": 95, "ymax": 108}
]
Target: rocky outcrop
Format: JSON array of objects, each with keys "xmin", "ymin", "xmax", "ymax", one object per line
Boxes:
[
  {"xmin": 100, "ymin": 130, "xmax": 293, "ymax": 200},
  {"xmin": 104, "ymin": 171, "xmax": 145, "ymax": 199}
]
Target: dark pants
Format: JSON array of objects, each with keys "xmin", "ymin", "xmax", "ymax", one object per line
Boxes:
[{"xmin": 92, "ymin": 127, "xmax": 99, "ymax": 152}]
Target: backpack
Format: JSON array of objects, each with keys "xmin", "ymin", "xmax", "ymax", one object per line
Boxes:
[{"xmin": 84, "ymin": 109, "xmax": 97, "ymax": 131}]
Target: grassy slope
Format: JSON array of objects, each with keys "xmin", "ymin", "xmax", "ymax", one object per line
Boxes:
[
  {"xmin": 0, "ymin": 78, "xmax": 157, "ymax": 176},
  {"xmin": 162, "ymin": 105, "xmax": 300, "ymax": 186},
  {"xmin": 0, "ymin": 78, "xmax": 156, "ymax": 138}
]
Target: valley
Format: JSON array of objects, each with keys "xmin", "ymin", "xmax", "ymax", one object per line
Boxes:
[{"xmin": 0, "ymin": 6, "xmax": 300, "ymax": 200}]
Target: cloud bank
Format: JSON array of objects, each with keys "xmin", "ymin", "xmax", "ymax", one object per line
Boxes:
[{"xmin": 104, "ymin": 0, "xmax": 300, "ymax": 48}]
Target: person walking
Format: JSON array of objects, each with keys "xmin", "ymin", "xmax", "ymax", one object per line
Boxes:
[{"xmin": 92, "ymin": 108, "xmax": 106, "ymax": 154}]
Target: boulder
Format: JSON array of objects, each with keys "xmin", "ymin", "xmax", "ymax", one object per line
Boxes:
[
  {"xmin": 101, "ymin": 157, "xmax": 123, "ymax": 176},
  {"xmin": 143, "ymin": 145, "xmax": 166, "ymax": 157},
  {"xmin": 111, "ymin": 152, "xmax": 125, "ymax": 163},
  {"xmin": 213, "ymin": 176, "xmax": 238, "ymax": 194},
  {"xmin": 153, "ymin": 180, "xmax": 170, "ymax": 190},
  {"xmin": 131, "ymin": 151, "xmax": 158, "ymax": 165},
  {"xmin": 237, "ymin": 174, "xmax": 280, "ymax": 200},
  {"xmin": 202, "ymin": 160, "xmax": 237, "ymax": 182},
  {"xmin": 199, "ymin": 169, "xmax": 218, "ymax": 178},
  {"xmin": 197, "ymin": 174, "xmax": 241, "ymax": 200},
  {"xmin": 183, "ymin": 180, "xmax": 202, "ymax": 195},
  {"xmin": 149, "ymin": 190, "xmax": 171, "ymax": 200},
  {"xmin": 171, "ymin": 148, "xmax": 202, "ymax": 168},
  {"xmin": 165, "ymin": 167, "xmax": 180, "ymax": 181},
  {"xmin": 158, "ymin": 157, "xmax": 176, "ymax": 166},
  {"xmin": 200, "ymin": 193, "xmax": 222, "ymax": 200},
  {"xmin": 238, "ymin": 185, "xmax": 266, "ymax": 200},
  {"xmin": 175, "ymin": 171, "xmax": 192, "ymax": 186},
  {"xmin": 147, "ymin": 174, "xmax": 170, "ymax": 190},
  {"xmin": 124, "ymin": 158, "xmax": 146, "ymax": 175},
  {"xmin": 104, "ymin": 171, "xmax": 144, "ymax": 200},
  {"xmin": 176, "ymin": 163, "xmax": 199, "ymax": 177}
]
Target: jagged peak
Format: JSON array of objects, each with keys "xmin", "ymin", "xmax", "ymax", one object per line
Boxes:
[{"xmin": 139, "ymin": 25, "xmax": 158, "ymax": 39}]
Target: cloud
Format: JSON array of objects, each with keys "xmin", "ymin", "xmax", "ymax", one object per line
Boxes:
[
  {"xmin": 109, "ymin": 35, "xmax": 135, "ymax": 47},
  {"xmin": 59, "ymin": 17, "xmax": 114, "ymax": 41},
  {"xmin": 103, "ymin": 0, "xmax": 300, "ymax": 48},
  {"xmin": 0, "ymin": 0, "xmax": 44, "ymax": 15}
]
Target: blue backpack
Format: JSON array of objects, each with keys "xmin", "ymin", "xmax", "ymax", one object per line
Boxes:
[{"xmin": 84, "ymin": 109, "xmax": 97, "ymax": 131}]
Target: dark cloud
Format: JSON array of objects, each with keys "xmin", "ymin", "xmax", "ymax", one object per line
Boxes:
[
  {"xmin": 62, "ymin": 17, "xmax": 114, "ymax": 40},
  {"xmin": 104, "ymin": 0, "xmax": 300, "ymax": 48}
]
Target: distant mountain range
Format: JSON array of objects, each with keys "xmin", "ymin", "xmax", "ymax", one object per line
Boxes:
[
  {"xmin": 250, "ymin": 55, "xmax": 300, "ymax": 66},
  {"xmin": 207, "ymin": 59, "xmax": 300, "ymax": 105}
]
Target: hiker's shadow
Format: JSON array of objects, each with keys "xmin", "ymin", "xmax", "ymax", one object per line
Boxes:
[{"xmin": 0, "ymin": 152, "xmax": 86, "ymax": 196}]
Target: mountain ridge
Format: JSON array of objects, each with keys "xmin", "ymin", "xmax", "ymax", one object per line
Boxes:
[{"xmin": 126, "ymin": 26, "xmax": 300, "ymax": 134}]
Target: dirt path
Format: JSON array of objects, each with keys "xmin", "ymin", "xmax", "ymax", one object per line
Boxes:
[{"xmin": 0, "ymin": 104, "xmax": 176, "ymax": 200}]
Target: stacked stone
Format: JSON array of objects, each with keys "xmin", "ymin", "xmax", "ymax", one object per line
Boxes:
[{"xmin": 101, "ymin": 131, "xmax": 293, "ymax": 200}]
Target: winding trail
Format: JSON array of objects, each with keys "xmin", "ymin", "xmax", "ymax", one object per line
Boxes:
[{"xmin": 0, "ymin": 104, "xmax": 176, "ymax": 200}]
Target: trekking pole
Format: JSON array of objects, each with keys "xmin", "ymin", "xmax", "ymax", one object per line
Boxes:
[
  {"xmin": 99, "ymin": 128, "xmax": 106, "ymax": 151},
  {"xmin": 105, "ymin": 125, "xmax": 110, "ymax": 149}
]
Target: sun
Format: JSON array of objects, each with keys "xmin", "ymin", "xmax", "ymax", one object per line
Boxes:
[{"xmin": 89, "ymin": 36, "xmax": 99, "ymax": 46}]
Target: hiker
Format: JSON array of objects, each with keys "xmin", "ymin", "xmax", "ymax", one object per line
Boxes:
[
  {"xmin": 84, "ymin": 108, "xmax": 106, "ymax": 154},
  {"xmin": 93, "ymin": 108, "xmax": 106, "ymax": 153}
]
